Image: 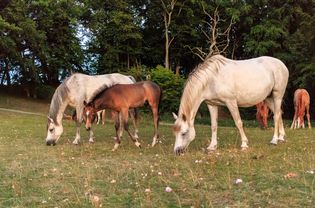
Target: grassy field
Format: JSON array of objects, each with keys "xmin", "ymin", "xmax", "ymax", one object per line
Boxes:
[{"xmin": 0, "ymin": 94, "xmax": 315, "ymax": 207}]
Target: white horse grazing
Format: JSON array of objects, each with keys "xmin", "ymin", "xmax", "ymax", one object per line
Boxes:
[
  {"xmin": 173, "ymin": 55, "xmax": 289, "ymax": 154},
  {"xmin": 45, "ymin": 73, "xmax": 137, "ymax": 146}
]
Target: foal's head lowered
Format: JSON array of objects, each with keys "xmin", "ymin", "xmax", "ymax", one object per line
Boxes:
[{"xmin": 83, "ymin": 101, "xmax": 97, "ymax": 131}]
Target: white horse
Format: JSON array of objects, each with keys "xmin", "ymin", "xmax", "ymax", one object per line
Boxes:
[
  {"xmin": 45, "ymin": 73, "xmax": 137, "ymax": 146},
  {"xmin": 96, "ymin": 110, "xmax": 106, "ymax": 125},
  {"xmin": 173, "ymin": 55, "xmax": 289, "ymax": 154}
]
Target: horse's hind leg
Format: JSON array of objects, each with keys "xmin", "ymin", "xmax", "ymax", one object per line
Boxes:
[
  {"xmin": 122, "ymin": 109, "xmax": 141, "ymax": 148},
  {"xmin": 112, "ymin": 112, "xmax": 121, "ymax": 151},
  {"xmin": 266, "ymin": 97, "xmax": 285, "ymax": 144},
  {"xmin": 306, "ymin": 105, "xmax": 311, "ymax": 128},
  {"xmin": 129, "ymin": 108, "xmax": 139, "ymax": 139},
  {"xmin": 290, "ymin": 109, "xmax": 297, "ymax": 129},
  {"xmin": 225, "ymin": 100, "xmax": 248, "ymax": 150}
]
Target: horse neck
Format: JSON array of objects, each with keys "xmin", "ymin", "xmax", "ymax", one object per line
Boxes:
[
  {"xmin": 49, "ymin": 87, "xmax": 70, "ymax": 126},
  {"xmin": 178, "ymin": 81, "xmax": 205, "ymax": 124},
  {"xmin": 92, "ymin": 93, "xmax": 111, "ymax": 111}
]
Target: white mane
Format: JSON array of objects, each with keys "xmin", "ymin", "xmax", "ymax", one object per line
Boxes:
[{"xmin": 179, "ymin": 55, "xmax": 228, "ymax": 118}]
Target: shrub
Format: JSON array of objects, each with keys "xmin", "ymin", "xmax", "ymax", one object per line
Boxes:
[{"xmin": 150, "ymin": 65, "xmax": 185, "ymax": 115}]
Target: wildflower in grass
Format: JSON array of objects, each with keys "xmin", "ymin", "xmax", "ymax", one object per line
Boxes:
[
  {"xmin": 110, "ymin": 179, "xmax": 116, "ymax": 183},
  {"xmin": 165, "ymin": 186, "xmax": 172, "ymax": 192},
  {"xmin": 284, "ymin": 173, "xmax": 297, "ymax": 179},
  {"xmin": 235, "ymin": 179, "xmax": 243, "ymax": 184},
  {"xmin": 145, "ymin": 188, "xmax": 151, "ymax": 193}
]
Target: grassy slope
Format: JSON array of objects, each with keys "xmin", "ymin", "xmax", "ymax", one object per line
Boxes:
[{"xmin": 0, "ymin": 93, "xmax": 314, "ymax": 207}]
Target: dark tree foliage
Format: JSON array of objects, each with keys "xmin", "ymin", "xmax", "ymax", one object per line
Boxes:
[{"xmin": 0, "ymin": 0, "xmax": 314, "ymax": 116}]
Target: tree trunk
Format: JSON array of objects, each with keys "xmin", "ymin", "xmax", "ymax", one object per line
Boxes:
[
  {"xmin": 175, "ymin": 64, "xmax": 180, "ymax": 76},
  {"xmin": 164, "ymin": 14, "xmax": 170, "ymax": 69},
  {"xmin": 127, "ymin": 53, "xmax": 130, "ymax": 69},
  {"xmin": 4, "ymin": 59, "xmax": 10, "ymax": 85}
]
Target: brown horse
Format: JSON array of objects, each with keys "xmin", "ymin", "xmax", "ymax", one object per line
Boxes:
[
  {"xmin": 256, "ymin": 101, "xmax": 269, "ymax": 129},
  {"xmin": 291, "ymin": 89, "xmax": 311, "ymax": 129},
  {"xmin": 83, "ymin": 81, "xmax": 161, "ymax": 151}
]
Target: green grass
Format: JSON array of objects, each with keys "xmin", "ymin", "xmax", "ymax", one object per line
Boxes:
[{"xmin": 0, "ymin": 94, "xmax": 315, "ymax": 207}]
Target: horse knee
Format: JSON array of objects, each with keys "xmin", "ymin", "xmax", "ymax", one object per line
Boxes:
[{"xmin": 123, "ymin": 122, "xmax": 129, "ymax": 131}]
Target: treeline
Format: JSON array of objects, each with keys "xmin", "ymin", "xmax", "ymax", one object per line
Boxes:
[{"xmin": 0, "ymin": 0, "xmax": 315, "ymax": 116}]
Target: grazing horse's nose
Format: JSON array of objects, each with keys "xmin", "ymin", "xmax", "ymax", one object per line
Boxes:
[
  {"xmin": 86, "ymin": 127, "xmax": 91, "ymax": 131},
  {"xmin": 174, "ymin": 147, "xmax": 185, "ymax": 155},
  {"xmin": 46, "ymin": 139, "xmax": 56, "ymax": 146}
]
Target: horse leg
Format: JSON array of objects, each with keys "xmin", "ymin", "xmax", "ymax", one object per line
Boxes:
[
  {"xmin": 290, "ymin": 108, "xmax": 297, "ymax": 129},
  {"xmin": 73, "ymin": 105, "xmax": 83, "ymax": 144},
  {"xmin": 306, "ymin": 105, "xmax": 311, "ymax": 128},
  {"xmin": 102, "ymin": 109, "xmax": 106, "ymax": 125},
  {"xmin": 270, "ymin": 98, "xmax": 285, "ymax": 144},
  {"xmin": 129, "ymin": 108, "xmax": 139, "ymax": 139},
  {"xmin": 301, "ymin": 112, "xmax": 305, "ymax": 128},
  {"xmin": 151, "ymin": 105, "xmax": 159, "ymax": 147},
  {"xmin": 122, "ymin": 109, "xmax": 141, "ymax": 148},
  {"xmin": 225, "ymin": 100, "xmax": 248, "ymax": 150},
  {"xmin": 112, "ymin": 113, "xmax": 121, "ymax": 151},
  {"xmin": 206, "ymin": 105, "xmax": 218, "ymax": 151},
  {"xmin": 96, "ymin": 111, "xmax": 101, "ymax": 125}
]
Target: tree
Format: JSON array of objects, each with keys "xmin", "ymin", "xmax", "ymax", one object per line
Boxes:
[{"xmin": 82, "ymin": 0, "xmax": 143, "ymax": 73}]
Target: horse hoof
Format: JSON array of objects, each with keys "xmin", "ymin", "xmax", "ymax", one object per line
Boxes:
[
  {"xmin": 241, "ymin": 147, "xmax": 248, "ymax": 151},
  {"xmin": 89, "ymin": 138, "xmax": 95, "ymax": 143},
  {"xmin": 135, "ymin": 141, "xmax": 141, "ymax": 148},
  {"xmin": 269, "ymin": 141, "xmax": 277, "ymax": 145},
  {"xmin": 72, "ymin": 141, "xmax": 79, "ymax": 145}
]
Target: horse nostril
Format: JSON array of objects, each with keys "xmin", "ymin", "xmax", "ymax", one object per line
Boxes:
[
  {"xmin": 46, "ymin": 140, "xmax": 56, "ymax": 146},
  {"xmin": 175, "ymin": 147, "xmax": 184, "ymax": 156}
]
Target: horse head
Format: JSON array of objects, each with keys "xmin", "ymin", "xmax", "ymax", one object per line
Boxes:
[
  {"xmin": 46, "ymin": 117, "xmax": 63, "ymax": 146},
  {"xmin": 83, "ymin": 101, "xmax": 97, "ymax": 131},
  {"xmin": 172, "ymin": 112, "xmax": 195, "ymax": 155}
]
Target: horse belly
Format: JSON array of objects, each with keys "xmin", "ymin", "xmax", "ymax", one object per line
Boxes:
[{"xmin": 221, "ymin": 66, "xmax": 274, "ymax": 107}]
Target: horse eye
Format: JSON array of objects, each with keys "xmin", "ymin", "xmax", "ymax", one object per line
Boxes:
[
  {"xmin": 49, "ymin": 128, "xmax": 54, "ymax": 133},
  {"xmin": 181, "ymin": 132, "xmax": 187, "ymax": 137}
]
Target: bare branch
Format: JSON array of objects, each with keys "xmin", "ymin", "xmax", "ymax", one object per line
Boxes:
[{"xmin": 189, "ymin": 5, "xmax": 234, "ymax": 60}]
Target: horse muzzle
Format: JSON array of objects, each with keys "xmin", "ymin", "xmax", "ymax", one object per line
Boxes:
[
  {"xmin": 174, "ymin": 146, "xmax": 185, "ymax": 156},
  {"xmin": 46, "ymin": 139, "xmax": 56, "ymax": 146}
]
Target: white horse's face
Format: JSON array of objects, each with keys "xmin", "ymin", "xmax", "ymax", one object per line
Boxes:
[
  {"xmin": 172, "ymin": 113, "xmax": 196, "ymax": 155},
  {"xmin": 46, "ymin": 117, "xmax": 63, "ymax": 146}
]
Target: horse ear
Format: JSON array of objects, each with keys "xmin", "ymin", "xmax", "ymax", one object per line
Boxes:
[
  {"xmin": 182, "ymin": 114, "xmax": 187, "ymax": 122},
  {"xmin": 172, "ymin": 112, "xmax": 178, "ymax": 120}
]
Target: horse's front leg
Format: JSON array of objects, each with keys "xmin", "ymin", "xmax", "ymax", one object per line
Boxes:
[
  {"xmin": 73, "ymin": 106, "xmax": 84, "ymax": 145},
  {"xmin": 225, "ymin": 100, "xmax": 249, "ymax": 150},
  {"xmin": 73, "ymin": 120, "xmax": 81, "ymax": 145},
  {"xmin": 206, "ymin": 105, "xmax": 218, "ymax": 151},
  {"xmin": 88, "ymin": 128, "xmax": 95, "ymax": 143}
]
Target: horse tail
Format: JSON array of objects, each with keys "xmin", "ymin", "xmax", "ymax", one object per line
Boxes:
[{"xmin": 297, "ymin": 91, "xmax": 305, "ymax": 118}]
